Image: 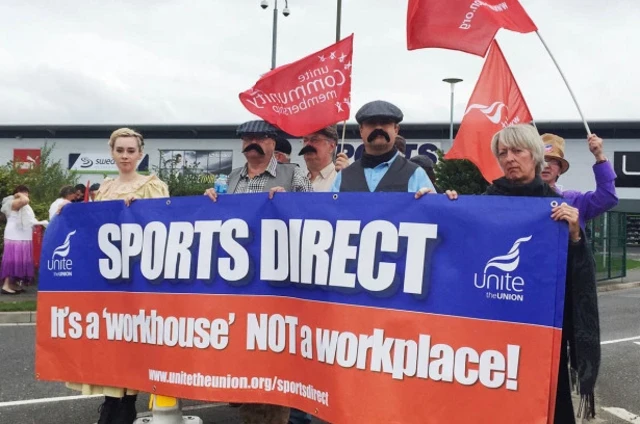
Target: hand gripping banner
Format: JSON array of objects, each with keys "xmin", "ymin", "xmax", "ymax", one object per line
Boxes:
[{"xmin": 36, "ymin": 193, "xmax": 567, "ymax": 423}]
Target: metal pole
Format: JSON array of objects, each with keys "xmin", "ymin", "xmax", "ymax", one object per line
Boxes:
[
  {"xmin": 448, "ymin": 86, "xmax": 455, "ymax": 147},
  {"xmin": 442, "ymin": 78, "xmax": 462, "ymax": 153},
  {"xmin": 535, "ymin": 31, "xmax": 590, "ymax": 135},
  {"xmin": 271, "ymin": 0, "xmax": 278, "ymax": 70},
  {"xmin": 336, "ymin": 0, "xmax": 342, "ymax": 42}
]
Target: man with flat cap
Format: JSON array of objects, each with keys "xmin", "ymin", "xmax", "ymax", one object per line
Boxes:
[
  {"xmin": 330, "ymin": 100, "xmax": 435, "ymax": 196},
  {"xmin": 205, "ymin": 120, "xmax": 311, "ymax": 423},
  {"xmin": 206, "ymin": 120, "xmax": 312, "ymax": 203}
]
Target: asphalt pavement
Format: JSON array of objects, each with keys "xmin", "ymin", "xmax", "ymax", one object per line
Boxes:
[{"xmin": 1, "ymin": 288, "xmax": 640, "ymax": 423}]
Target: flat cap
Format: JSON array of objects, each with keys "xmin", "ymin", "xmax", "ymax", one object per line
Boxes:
[
  {"xmin": 355, "ymin": 100, "xmax": 403, "ymax": 124},
  {"xmin": 236, "ymin": 120, "xmax": 279, "ymax": 137},
  {"xmin": 275, "ymin": 136, "xmax": 292, "ymax": 155}
]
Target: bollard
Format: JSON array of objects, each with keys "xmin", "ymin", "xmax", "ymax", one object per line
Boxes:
[{"xmin": 133, "ymin": 395, "xmax": 203, "ymax": 424}]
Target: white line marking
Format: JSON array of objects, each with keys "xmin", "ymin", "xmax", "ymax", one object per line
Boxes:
[
  {"xmin": 602, "ymin": 407, "xmax": 640, "ymax": 422},
  {"xmin": 0, "ymin": 394, "xmax": 102, "ymax": 408},
  {"xmin": 0, "ymin": 395, "xmax": 225, "ymax": 413},
  {"xmin": 601, "ymin": 336, "xmax": 640, "ymax": 345}
]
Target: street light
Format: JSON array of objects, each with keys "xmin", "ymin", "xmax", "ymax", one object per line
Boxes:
[
  {"xmin": 442, "ymin": 78, "xmax": 463, "ymax": 153},
  {"xmin": 261, "ymin": 0, "xmax": 291, "ymax": 70}
]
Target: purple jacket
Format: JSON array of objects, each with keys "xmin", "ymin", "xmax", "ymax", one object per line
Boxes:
[{"xmin": 557, "ymin": 161, "xmax": 618, "ymax": 228}]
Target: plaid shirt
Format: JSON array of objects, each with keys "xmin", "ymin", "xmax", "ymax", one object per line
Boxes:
[{"xmin": 234, "ymin": 156, "xmax": 313, "ymax": 193}]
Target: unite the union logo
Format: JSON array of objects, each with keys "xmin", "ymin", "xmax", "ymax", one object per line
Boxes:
[
  {"xmin": 473, "ymin": 235, "xmax": 532, "ymax": 302},
  {"xmin": 464, "ymin": 102, "xmax": 508, "ymax": 124},
  {"xmin": 47, "ymin": 230, "xmax": 76, "ymax": 277}
]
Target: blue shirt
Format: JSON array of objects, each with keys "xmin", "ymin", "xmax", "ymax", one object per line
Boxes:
[{"xmin": 330, "ymin": 152, "xmax": 436, "ymax": 193}]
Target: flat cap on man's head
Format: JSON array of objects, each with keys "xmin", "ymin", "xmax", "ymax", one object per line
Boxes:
[
  {"xmin": 236, "ymin": 120, "xmax": 279, "ymax": 137},
  {"xmin": 355, "ymin": 100, "xmax": 404, "ymax": 124},
  {"xmin": 275, "ymin": 136, "xmax": 292, "ymax": 155}
]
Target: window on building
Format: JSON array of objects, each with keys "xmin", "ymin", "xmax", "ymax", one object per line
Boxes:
[{"xmin": 159, "ymin": 150, "xmax": 233, "ymax": 176}]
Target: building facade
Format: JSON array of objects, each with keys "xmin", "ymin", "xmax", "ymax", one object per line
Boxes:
[{"xmin": 0, "ymin": 121, "xmax": 638, "ymax": 213}]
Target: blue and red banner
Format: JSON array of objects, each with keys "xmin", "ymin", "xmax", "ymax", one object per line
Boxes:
[{"xmin": 36, "ymin": 193, "xmax": 567, "ymax": 423}]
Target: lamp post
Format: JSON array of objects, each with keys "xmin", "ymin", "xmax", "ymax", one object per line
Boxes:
[
  {"xmin": 260, "ymin": 0, "xmax": 291, "ymax": 70},
  {"xmin": 336, "ymin": 0, "xmax": 342, "ymax": 42},
  {"xmin": 442, "ymin": 78, "xmax": 463, "ymax": 153}
]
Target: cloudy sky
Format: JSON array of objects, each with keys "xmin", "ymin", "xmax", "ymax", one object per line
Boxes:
[{"xmin": 0, "ymin": 0, "xmax": 636, "ymax": 125}]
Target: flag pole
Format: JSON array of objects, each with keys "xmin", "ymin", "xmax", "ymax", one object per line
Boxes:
[
  {"xmin": 536, "ymin": 31, "xmax": 591, "ymax": 135},
  {"xmin": 340, "ymin": 120, "xmax": 347, "ymax": 151}
]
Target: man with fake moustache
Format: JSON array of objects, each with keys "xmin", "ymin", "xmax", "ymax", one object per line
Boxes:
[
  {"xmin": 205, "ymin": 120, "xmax": 312, "ymax": 202},
  {"xmin": 299, "ymin": 125, "xmax": 350, "ymax": 192},
  {"xmin": 330, "ymin": 100, "xmax": 437, "ymax": 197},
  {"xmin": 204, "ymin": 120, "xmax": 311, "ymax": 423}
]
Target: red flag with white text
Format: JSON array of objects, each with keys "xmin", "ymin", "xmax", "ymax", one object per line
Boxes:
[
  {"xmin": 407, "ymin": 0, "xmax": 537, "ymax": 57},
  {"xmin": 239, "ymin": 35, "xmax": 353, "ymax": 136},
  {"xmin": 445, "ymin": 41, "xmax": 533, "ymax": 182}
]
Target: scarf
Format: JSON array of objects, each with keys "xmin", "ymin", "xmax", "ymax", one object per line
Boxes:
[
  {"xmin": 486, "ymin": 176, "xmax": 601, "ymax": 419},
  {"xmin": 361, "ymin": 147, "xmax": 398, "ymax": 168}
]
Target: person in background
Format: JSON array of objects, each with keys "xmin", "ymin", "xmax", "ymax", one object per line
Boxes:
[
  {"xmin": 62, "ymin": 128, "xmax": 173, "ymax": 424},
  {"xmin": 48, "ymin": 186, "xmax": 76, "ymax": 220},
  {"xmin": 540, "ymin": 133, "xmax": 618, "ymax": 228},
  {"xmin": 89, "ymin": 183, "xmax": 101, "ymax": 201},
  {"xmin": 274, "ymin": 136, "xmax": 293, "ymax": 164},
  {"xmin": 484, "ymin": 124, "xmax": 600, "ymax": 423},
  {"xmin": 73, "ymin": 183, "xmax": 86, "ymax": 202},
  {"xmin": 0, "ymin": 185, "xmax": 48, "ymax": 294},
  {"xmin": 410, "ymin": 155, "xmax": 441, "ymax": 193},
  {"xmin": 299, "ymin": 125, "xmax": 349, "ymax": 192},
  {"xmin": 395, "ymin": 134, "xmax": 407, "ymax": 156}
]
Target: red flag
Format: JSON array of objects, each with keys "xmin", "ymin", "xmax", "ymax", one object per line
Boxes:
[
  {"xmin": 445, "ymin": 41, "xmax": 533, "ymax": 182},
  {"xmin": 239, "ymin": 34, "xmax": 353, "ymax": 137},
  {"xmin": 407, "ymin": 0, "xmax": 537, "ymax": 57}
]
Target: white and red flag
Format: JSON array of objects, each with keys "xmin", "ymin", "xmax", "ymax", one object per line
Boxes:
[
  {"xmin": 445, "ymin": 40, "xmax": 534, "ymax": 182},
  {"xmin": 239, "ymin": 34, "xmax": 353, "ymax": 136},
  {"xmin": 407, "ymin": 0, "xmax": 537, "ymax": 57}
]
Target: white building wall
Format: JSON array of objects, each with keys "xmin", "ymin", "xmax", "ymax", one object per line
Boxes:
[{"xmin": 1, "ymin": 136, "xmax": 638, "ymax": 204}]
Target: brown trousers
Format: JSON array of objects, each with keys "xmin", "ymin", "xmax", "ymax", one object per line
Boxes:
[{"xmin": 239, "ymin": 404, "xmax": 290, "ymax": 424}]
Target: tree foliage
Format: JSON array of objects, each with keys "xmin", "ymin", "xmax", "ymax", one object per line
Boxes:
[{"xmin": 434, "ymin": 150, "xmax": 489, "ymax": 195}]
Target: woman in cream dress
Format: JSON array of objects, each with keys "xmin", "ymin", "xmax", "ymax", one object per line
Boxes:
[{"xmin": 64, "ymin": 128, "xmax": 169, "ymax": 424}]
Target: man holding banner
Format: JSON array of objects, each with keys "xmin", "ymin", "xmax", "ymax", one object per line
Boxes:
[
  {"xmin": 298, "ymin": 125, "xmax": 349, "ymax": 192},
  {"xmin": 205, "ymin": 119, "xmax": 313, "ymax": 423},
  {"xmin": 331, "ymin": 100, "xmax": 436, "ymax": 194},
  {"xmin": 206, "ymin": 120, "xmax": 313, "ymax": 201}
]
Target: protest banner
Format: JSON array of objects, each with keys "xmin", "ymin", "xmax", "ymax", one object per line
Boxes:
[{"xmin": 36, "ymin": 193, "xmax": 566, "ymax": 423}]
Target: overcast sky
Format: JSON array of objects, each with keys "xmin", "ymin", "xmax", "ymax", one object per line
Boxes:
[{"xmin": 0, "ymin": 0, "xmax": 636, "ymax": 125}]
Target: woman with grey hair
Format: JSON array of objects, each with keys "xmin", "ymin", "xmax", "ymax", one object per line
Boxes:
[{"xmin": 485, "ymin": 124, "xmax": 600, "ymax": 423}]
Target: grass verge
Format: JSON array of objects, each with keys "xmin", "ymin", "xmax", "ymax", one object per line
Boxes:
[{"xmin": 0, "ymin": 300, "xmax": 37, "ymax": 312}]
